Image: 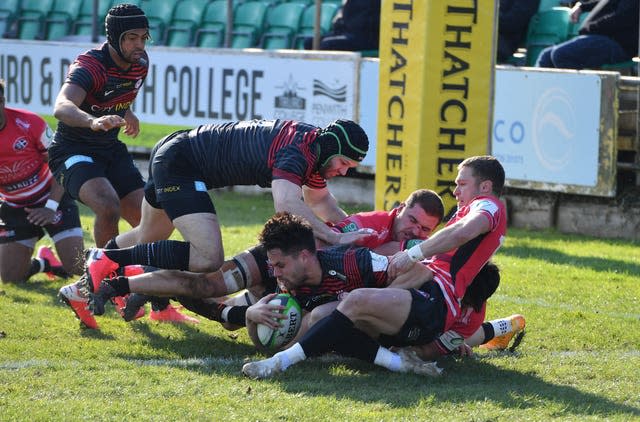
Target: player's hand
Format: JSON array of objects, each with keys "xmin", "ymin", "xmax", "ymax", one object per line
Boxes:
[
  {"xmin": 456, "ymin": 343, "xmax": 474, "ymax": 357},
  {"xmin": 90, "ymin": 115, "xmax": 126, "ymax": 132},
  {"xmin": 123, "ymin": 111, "xmax": 140, "ymax": 137},
  {"xmin": 387, "ymin": 250, "xmax": 415, "ymax": 279},
  {"xmin": 245, "ymin": 293, "xmax": 286, "ymax": 329},
  {"xmin": 24, "ymin": 207, "xmax": 56, "ymax": 226},
  {"xmin": 336, "ymin": 228, "xmax": 378, "ymax": 246}
]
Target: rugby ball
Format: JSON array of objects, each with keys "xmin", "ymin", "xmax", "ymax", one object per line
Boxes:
[{"xmin": 256, "ymin": 294, "xmax": 302, "ymax": 349}]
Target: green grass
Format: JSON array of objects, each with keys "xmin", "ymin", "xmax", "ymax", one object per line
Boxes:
[
  {"xmin": 43, "ymin": 115, "xmax": 189, "ymax": 150},
  {"xmin": 1, "ymin": 192, "xmax": 639, "ymax": 421},
  {"xmin": 15, "ymin": 116, "xmax": 640, "ymax": 420}
]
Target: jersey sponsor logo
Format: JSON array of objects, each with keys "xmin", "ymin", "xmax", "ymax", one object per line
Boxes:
[
  {"xmin": 5, "ymin": 173, "xmax": 38, "ymax": 191},
  {"xmin": 340, "ymin": 222, "xmax": 358, "ymax": 232},
  {"xmin": 64, "ymin": 155, "xmax": 93, "ymax": 169},
  {"xmin": 13, "ymin": 137, "xmax": 28, "ymax": 151},
  {"xmin": 90, "ymin": 100, "xmax": 133, "ymax": 113},
  {"xmin": 15, "ymin": 118, "xmax": 30, "ymax": 131},
  {"xmin": 159, "ymin": 185, "xmax": 181, "ymax": 193}
]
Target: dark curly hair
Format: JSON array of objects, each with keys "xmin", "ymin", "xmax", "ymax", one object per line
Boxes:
[
  {"xmin": 259, "ymin": 212, "xmax": 316, "ymax": 255},
  {"xmin": 461, "ymin": 261, "xmax": 500, "ymax": 312}
]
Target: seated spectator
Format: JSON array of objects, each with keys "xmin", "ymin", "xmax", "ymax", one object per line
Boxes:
[
  {"xmin": 536, "ymin": 0, "xmax": 639, "ymax": 69},
  {"xmin": 497, "ymin": 0, "xmax": 540, "ymax": 63},
  {"xmin": 304, "ymin": 0, "xmax": 381, "ymax": 52}
]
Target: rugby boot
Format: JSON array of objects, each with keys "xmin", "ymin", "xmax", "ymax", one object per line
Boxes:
[
  {"xmin": 242, "ymin": 355, "xmax": 285, "ymax": 379},
  {"xmin": 37, "ymin": 245, "xmax": 68, "ymax": 280},
  {"xmin": 113, "ymin": 295, "xmax": 146, "ymax": 321},
  {"xmin": 122, "ymin": 294, "xmax": 151, "ymax": 322},
  {"xmin": 84, "ymin": 248, "xmax": 119, "ymax": 293},
  {"xmin": 149, "ymin": 304, "xmax": 200, "ymax": 324},
  {"xmin": 480, "ymin": 314, "xmax": 526, "ymax": 351},
  {"xmin": 58, "ymin": 280, "xmax": 98, "ymax": 329},
  {"xmin": 396, "ymin": 348, "xmax": 443, "ymax": 377}
]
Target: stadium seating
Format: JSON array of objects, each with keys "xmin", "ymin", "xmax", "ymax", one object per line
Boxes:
[
  {"xmin": 538, "ymin": 0, "xmax": 565, "ymax": 12},
  {"xmin": 231, "ymin": 1, "xmax": 270, "ymax": 48},
  {"xmin": 13, "ymin": 0, "xmax": 53, "ymax": 40},
  {"xmin": 195, "ymin": 0, "xmax": 232, "ymax": 48},
  {"xmin": 165, "ymin": 0, "xmax": 207, "ymax": 47},
  {"xmin": 293, "ymin": 2, "xmax": 339, "ymax": 49},
  {"xmin": 140, "ymin": 0, "xmax": 177, "ymax": 45},
  {"xmin": 525, "ymin": 7, "xmax": 571, "ymax": 66},
  {"xmin": 260, "ymin": 2, "xmax": 306, "ymax": 49},
  {"xmin": 44, "ymin": 0, "xmax": 83, "ymax": 40},
  {"xmin": 0, "ymin": 0, "xmax": 19, "ymax": 38},
  {"xmin": 72, "ymin": 0, "xmax": 112, "ymax": 36}
]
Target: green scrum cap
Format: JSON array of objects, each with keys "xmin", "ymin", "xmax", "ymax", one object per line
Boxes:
[{"xmin": 316, "ymin": 119, "xmax": 369, "ymax": 167}]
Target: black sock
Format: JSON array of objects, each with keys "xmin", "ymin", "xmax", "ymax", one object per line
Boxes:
[
  {"xmin": 105, "ymin": 276, "xmax": 131, "ymax": 296},
  {"xmin": 226, "ymin": 305, "xmax": 248, "ymax": 326},
  {"xmin": 104, "ymin": 237, "xmax": 119, "ymax": 249},
  {"xmin": 481, "ymin": 322, "xmax": 495, "ymax": 343},
  {"xmin": 299, "ymin": 309, "xmax": 378, "ymax": 360},
  {"xmin": 104, "ymin": 240, "xmax": 190, "ymax": 270},
  {"xmin": 177, "ymin": 297, "xmax": 225, "ymax": 321},
  {"xmin": 25, "ymin": 258, "xmax": 44, "ymax": 279},
  {"xmin": 151, "ymin": 297, "xmax": 170, "ymax": 311}
]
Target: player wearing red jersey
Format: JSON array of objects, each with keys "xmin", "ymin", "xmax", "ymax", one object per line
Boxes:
[
  {"xmin": 0, "ymin": 80, "xmax": 83, "ymax": 285},
  {"xmin": 79, "ymin": 189, "xmax": 444, "ymax": 324},
  {"xmin": 242, "ymin": 155, "xmax": 508, "ymax": 378}
]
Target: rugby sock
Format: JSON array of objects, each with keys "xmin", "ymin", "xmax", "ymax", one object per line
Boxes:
[
  {"xmin": 104, "ymin": 237, "xmax": 119, "ymax": 249},
  {"xmin": 225, "ymin": 305, "xmax": 248, "ymax": 326},
  {"xmin": 151, "ymin": 297, "xmax": 170, "ymax": 311},
  {"xmin": 374, "ymin": 348, "xmax": 402, "ymax": 372},
  {"xmin": 26, "ymin": 258, "xmax": 46, "ymax": 279},
  {"xmin": 298, "ymin": 310, "xmax": 379, "ymax": 362},
  {"xmin": 274, "ymin": 343, "xmax": 307, "ymax": 370},
  {"xmin": 489, "ymin": 317, "xmax": 513, "ymax": 337},
  {"xmin": 104, "ymin": 240, "xmax": 190, "ymax": 270},
  {"xmin": 481, "ymin": 322, "xmax": 495, "ymax": 342},
  {"xmin": 105, "ymin": 276, "xmax": 131, "ymax": 297}
]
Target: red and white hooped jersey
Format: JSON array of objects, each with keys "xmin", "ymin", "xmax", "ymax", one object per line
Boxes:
[{"xmin": 0, "ymin": 107, "xmax": 53, "ymax": 207}]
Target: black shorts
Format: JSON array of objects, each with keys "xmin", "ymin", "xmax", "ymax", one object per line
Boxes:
[
  {"xmin": 0, "ymin": 194, "xmax": 81, "ymax": 244},
  {"xmin": 48, "ymin": 137, "xmax": 144, "ymax": 200},
  {"xmin": 144, "ymin": 131, "xmax": 216, "ymax": 220},
  {"xmin": 378, "ymin": 282, "xmax": 447, "ymax": 347}
]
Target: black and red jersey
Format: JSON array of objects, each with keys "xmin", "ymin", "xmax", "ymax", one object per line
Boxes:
[{"xmin": 55, "ymin": 42, "xmax": 148, "ymax": 147}]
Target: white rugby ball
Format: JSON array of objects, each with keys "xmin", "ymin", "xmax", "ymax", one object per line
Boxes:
[{"xmin": 256, "ymin": 294, "xmax": 302, "ymax": 349}]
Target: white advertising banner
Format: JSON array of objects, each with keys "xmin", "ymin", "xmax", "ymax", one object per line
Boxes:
[
  {"xmin": 491, "ymin": 69, "xmax": 601, "ymax": 187},
  {"xmin": 0, "ymin": 40, "xmax": 359, "ymax": 129}
]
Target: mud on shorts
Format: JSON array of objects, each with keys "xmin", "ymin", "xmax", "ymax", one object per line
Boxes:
[
  {"xmin": 47, "ymin": 139, "xmax": 145, "ymax": 200},
  {"xmin": 143, "ymin": 130, "xmax": 216, "ymax": 220},
  {"xmin": 0, "ymin": 194, "xmax": 82, "ymax": 246},
  {"xmin": 378, "ymin": 281, "xmax": 447, "ymax": 347}
]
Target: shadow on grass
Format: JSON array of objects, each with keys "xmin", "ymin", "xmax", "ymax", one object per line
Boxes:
[
  {"xmin": 116, "ymin": 318, "xmax": 256, "ymax": 360},
  {"xmin": 253, "ymin": 356, "xmax": 640, "ymax": 419},
  {"xmin": 500, "ymin": 244, "xmax": 640, "ymax": 275}
]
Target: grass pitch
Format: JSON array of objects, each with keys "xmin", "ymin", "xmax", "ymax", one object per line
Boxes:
[{"xmin": 1, "ymin": 191, "xmax": 639, "ymax": 421}]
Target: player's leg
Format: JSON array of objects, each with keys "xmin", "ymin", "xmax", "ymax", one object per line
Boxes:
[
  {"xmin": 48, "ymin": 194, "xmax": 84, "ymax": 276},
  {"xmin": 118, "ymin": 188, "xmax": 144, "ymax": 228},
  {"xmin": 173, "ymin": 212, "xmax": 224, "ymax": 272},
  {"xmin": 243, "ymin": 288, "xmax": 442, "ymax": 378},
  {"xmin": 105, "ymin": 143, "xmax": 146, "ymax": 229},
  {"xmin": 477, "ymin": 314, "xmax": 526, "ymax": 351},
  {"xmin": 0, "ymin": 241, "xmax": 34, "ymax": 282},
  {"xmin": 78, "ymin": 177, "xmax": 122, "ymax": 247}
]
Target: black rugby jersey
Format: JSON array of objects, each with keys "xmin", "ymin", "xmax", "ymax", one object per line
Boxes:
[
  {"xmin": 179, "ymin": 119, "xmax": 326, "ymax": 189},
  {"xmin": 293, "ymin": 245, "xmax": 389, "ymax": 311},
  {"xmin": 55, "ymin": 43, "xmax": 148, "ymax": 147}
]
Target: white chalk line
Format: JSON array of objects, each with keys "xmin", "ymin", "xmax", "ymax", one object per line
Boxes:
[{"xmin": 2, "ymin": 351, "xmax": 639, "ymax": 371}]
